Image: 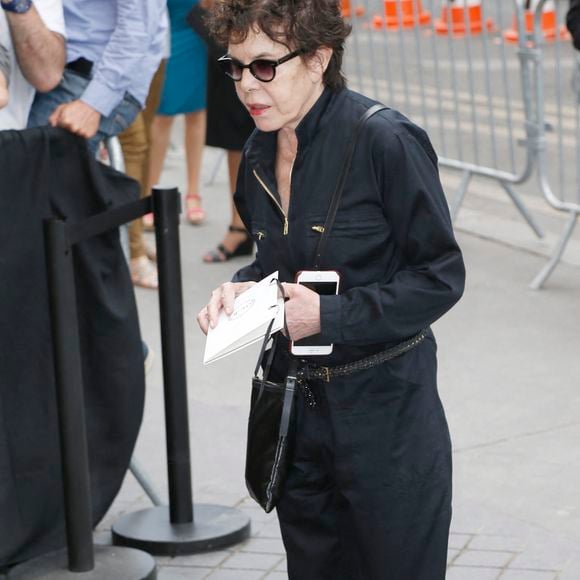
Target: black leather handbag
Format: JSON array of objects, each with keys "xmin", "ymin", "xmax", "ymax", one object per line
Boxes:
[
  {"xmin": 244, "ymin": 104, "xmax": 388, "ymax": 513},
  {"xmin": 245, "ymin": 321, "xmax": 297, "ymax": 513}
]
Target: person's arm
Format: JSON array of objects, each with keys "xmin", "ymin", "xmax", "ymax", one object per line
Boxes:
[
  {"xmin": 1, "ymin": 2, "xmax": 65, "ymax": 92},
  {"xmin": 50, "ymin": 0, "xmax": 165, "ymax": 139},
  {"xmin": 81, "ymin": 0, "xmax": 164, "ymax": 117},
  {"xmin": 231, "ymin": 155, "xmax": 266, "ymax": 284},
  {"xmin": 317, "ymin": 116, "xmax": 466, "ymax": 346}
]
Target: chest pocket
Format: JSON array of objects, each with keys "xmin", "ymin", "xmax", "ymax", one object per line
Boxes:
[
  {"xmin": 306, "ymin": 212, "xmax": 392, "ymax": 284},
  {"xmin": 307, "ymin": 212, "xmax": 389, "ymax": 240}
]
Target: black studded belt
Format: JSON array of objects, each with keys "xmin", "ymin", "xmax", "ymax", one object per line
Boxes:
[{"xmin": 296, "ymin": 328, "xmax": 429, "ymax": 383}]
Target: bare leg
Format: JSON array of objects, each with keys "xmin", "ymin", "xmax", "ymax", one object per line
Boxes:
[
  {"xmin": 184, "ymin": 109, "xmax": 207, "ymax": 224},
  {"xmin": 148, "ymin": 114, "xmax": 175, "ymax": 190},
  {"xmin": 202, "ymin": 149, "xmax": 252, "ymax": 262},
  {"xmin": 225, "ymin": 149, "xmax": 248, "ymax": 246},
  {"xmin": 0, "ymin": 73, "xmax": 8, "ymax": 109}
]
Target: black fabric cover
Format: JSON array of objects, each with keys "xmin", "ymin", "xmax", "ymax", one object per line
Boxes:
[{"xmin": 0, "ymin": 127, "xmax": 144, "ymax": 568}]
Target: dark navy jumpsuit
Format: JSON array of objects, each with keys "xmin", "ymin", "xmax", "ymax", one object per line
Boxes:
[{"xmin": 233, "ymin": 87, "xmax": 466, "ymax": 580}]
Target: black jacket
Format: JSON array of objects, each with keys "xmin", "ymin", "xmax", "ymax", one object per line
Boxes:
[{"xmin": 233, "ymin": 88, "xmax": 465, "ymax": 367}]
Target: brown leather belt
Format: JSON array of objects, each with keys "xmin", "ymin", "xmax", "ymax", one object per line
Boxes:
[{"xmin": 296, "ymin": 328, "xmax": 429, "ymax": 383}]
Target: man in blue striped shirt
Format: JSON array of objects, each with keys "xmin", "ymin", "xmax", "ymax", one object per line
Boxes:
[{"xmin": 28, "ymin": 0, "xmax": 168, "ymax": 153}]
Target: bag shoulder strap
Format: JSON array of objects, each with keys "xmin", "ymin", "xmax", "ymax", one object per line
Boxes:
[
  {"xmin": 253, "ymin": 280, "xmax": 287, "ymax": 380},
  {"xmin": 313, "ymin": 103, "xmax": 388, "ymax": 269}
]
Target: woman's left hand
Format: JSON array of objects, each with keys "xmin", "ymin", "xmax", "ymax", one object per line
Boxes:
[{"xmin": 281, "ymin": 283, "xmax": 321, "ymax": 342}]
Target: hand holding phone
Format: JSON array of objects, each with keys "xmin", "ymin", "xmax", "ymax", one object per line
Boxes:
[{"xmin": 289, "ymin": 270, "xmax": 340, "ymax": 356}]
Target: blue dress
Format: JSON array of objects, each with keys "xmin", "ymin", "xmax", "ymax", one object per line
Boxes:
[{"xmin": 158, "ymin": 0, "xmax": 207, "ymax": 115}]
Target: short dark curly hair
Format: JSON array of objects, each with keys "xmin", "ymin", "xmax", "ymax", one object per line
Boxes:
[{"xmin": 206, "ymin": 0, "xmax": 351, "ymax": 91}]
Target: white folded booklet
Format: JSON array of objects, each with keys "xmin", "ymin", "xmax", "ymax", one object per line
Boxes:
[{"xmin": 203, "ymin": 271, "xmax": 285, "ymax": 365}]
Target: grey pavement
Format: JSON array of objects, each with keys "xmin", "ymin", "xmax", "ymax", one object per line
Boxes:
[{"xmin": 88, "ymin": 136, "xmax": 580, "ymax": 579}]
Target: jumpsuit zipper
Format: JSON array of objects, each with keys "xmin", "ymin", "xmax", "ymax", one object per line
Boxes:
[
  {"xmin": 253, "ymin": 169, "xmax": 290, "ymax": 235},
  {"xmin": 253, "ymin": 165, "xmax": 317, "ymax": 408}
]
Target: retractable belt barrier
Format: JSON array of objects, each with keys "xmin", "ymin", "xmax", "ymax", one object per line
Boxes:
[
  {"xmin": 8, "ymin": 188, "xmax": 250, "ymax": 579},
  {"xmin": 344, "ymin": 0, "xmax": 579, "ymax": 288}
]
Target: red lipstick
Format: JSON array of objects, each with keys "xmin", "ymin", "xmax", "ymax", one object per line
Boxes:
[{"xmin": 248, "ymin": 104, "xmax": 269, "ymax": 116}]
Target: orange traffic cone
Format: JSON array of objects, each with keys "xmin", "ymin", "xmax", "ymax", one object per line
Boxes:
[
  {"xmin": 504, "ymin": 0, "xmax": 568, "ymax": 43},
  {"xmin": 383, "ymin": 0, "xmax": 431, "ymax": 30},
  {"xmin": 341, "ymin": 0, "xmax": 351, "ymax": 18},
  {"xmin": 372, "ymin": 14, "xmax": 385, "ymax": 29},
  {"xmin": 341, "ymin": 0, "xmax": 365, "ymax": 19},
  {"xmin": 435, "ymin": 0, "xmax": 494, "ymax": 37}
]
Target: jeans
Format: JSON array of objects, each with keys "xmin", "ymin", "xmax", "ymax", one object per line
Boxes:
[{"xmin": 27, "ymin": 69, "xmax": 141, "ymax": 155}]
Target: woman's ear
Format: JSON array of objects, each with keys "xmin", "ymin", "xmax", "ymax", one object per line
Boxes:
[{"xmin": 308, "ymin": 46, "xmax": 333, "ymax": 82}]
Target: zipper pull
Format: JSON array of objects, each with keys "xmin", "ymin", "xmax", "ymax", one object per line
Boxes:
[
  {"xmin": 283, "ymin": 217, "xmax": 289, "ymax": 236},
  {"xmin": 311, "ymin": 225, "xmax": 325, "ymax": 234},
  {"xmin": 256, "ymin": 231, "xmax": 265, "ymax": 240}
]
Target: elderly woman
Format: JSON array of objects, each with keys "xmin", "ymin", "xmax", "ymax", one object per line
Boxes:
[{"xmin": 198, "ymin": 1, "xmax": 465, "ymax": 577}]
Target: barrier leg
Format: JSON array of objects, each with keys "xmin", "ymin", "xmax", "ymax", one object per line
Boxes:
[
  {"xmin": 130, "ymin": 459, "xmax": 164, "ymax": 507},
  {"xmin": 529, "ymin": 211, "xmax": 578, "ymax": 290},
  {"xmin": 450, "ymin": 169, "xmax": 472, "ymax": 221},
  {"xmin": 111, "ymin": 188, "xmax": 251, "ymax": 556},
  {"xmin": 204, "ymin": 149, "xmax": 226, "ymax": 187},
  {"xmin": 500, "ymin": 181, "xmax": 544, "ymax": 239},
  {"xmin": 8, "ymin": 219, "xmax": 156, "ymax": 580}
]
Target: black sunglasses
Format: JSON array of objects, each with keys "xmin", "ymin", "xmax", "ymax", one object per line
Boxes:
[{"xmin": 217, "ymin": 49, "xmax": 305, "ymax": 83}]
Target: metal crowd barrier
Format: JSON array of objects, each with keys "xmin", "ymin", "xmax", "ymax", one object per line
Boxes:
[
  {"xmin": 527, "ymin": 0, "xmax": 580, "ymax": 288},
  {"xmin": 343, "ymin": 0, "xmax": 579, "ymax": 288}
]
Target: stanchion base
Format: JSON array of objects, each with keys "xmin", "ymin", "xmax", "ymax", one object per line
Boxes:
[
  {"xmin": 112, "ymin": 504, "xmax": 251, "ymax": 556},
  {"xmin": 7, "ymin": 545, "xmax": 156, "ymax": 579}
]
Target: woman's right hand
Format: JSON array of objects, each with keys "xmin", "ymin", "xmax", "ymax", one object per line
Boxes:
[{"xmin": 196, "ymin": 281, "xmax": 256, "ymax": 335}]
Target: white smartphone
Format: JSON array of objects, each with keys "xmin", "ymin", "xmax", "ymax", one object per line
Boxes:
[{"xmin": 290, "ymin": 270, "xmax": 340, "ymax": 356}]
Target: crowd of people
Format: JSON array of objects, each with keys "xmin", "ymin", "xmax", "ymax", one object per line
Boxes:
[{"xmin": 0, "ymin": 0, "xmax": 256, "ymax": 293}]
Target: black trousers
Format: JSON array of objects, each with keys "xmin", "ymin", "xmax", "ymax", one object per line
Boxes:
[{"xmin": 276, "ymin": 340, "xmax": 452, "ymax": 580}]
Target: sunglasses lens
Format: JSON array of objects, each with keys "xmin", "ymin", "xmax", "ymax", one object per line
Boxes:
[
  {"xmin": 219, "ymin": 59, "xmax": 242, "ymax": 80},
  {"xmin": 251, "ymin": 60, "xmax": 276, "ymax": 82}
]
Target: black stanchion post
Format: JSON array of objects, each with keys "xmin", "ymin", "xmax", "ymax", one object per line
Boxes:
[
  {"xmin": 8, "ymin": 218, "xmax": 156, "ymax": 580},
  {"xmin": 112, "ymin": 188, "xmax": 251, "ymax": 556},
  {"xmin": 155, "ymin": 187, "xmax": 193, "ymax": 524},
  {"xmin": 44, "ymin": 218, "xmax": 95, "ymax": 572}
]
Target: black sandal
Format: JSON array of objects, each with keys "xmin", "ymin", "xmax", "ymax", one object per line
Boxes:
[{"xmin": 202, "ymin": 225, "xmax": 254, "ymax": 263}]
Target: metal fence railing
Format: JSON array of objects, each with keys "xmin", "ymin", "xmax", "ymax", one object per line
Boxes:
[
  {"xmin": 343, "ymin": 0, "xmax": 579, "ymax": 288},
  {"xmin": 528, "ymin": 0, "xmax": 580, "ymax": 288}
]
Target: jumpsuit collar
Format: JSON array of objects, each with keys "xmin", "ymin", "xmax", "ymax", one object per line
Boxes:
[{"xmin": 245, "ymin": 87, "xmax": 340, "ymax": 170}]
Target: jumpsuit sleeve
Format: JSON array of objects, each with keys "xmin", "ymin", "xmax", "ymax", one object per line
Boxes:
[
  {"xmin": 319, "ymin": 120, "xmax": 466, "ymax": 346},
  {"xmin": 231, "ymin": 152, "xmax": 266, "ymax": 283}
]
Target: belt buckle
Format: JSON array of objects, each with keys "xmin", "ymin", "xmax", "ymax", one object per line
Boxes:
[{"xmin": 320, "ymin": 366, "xmax": 331, "ymax": 382}]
